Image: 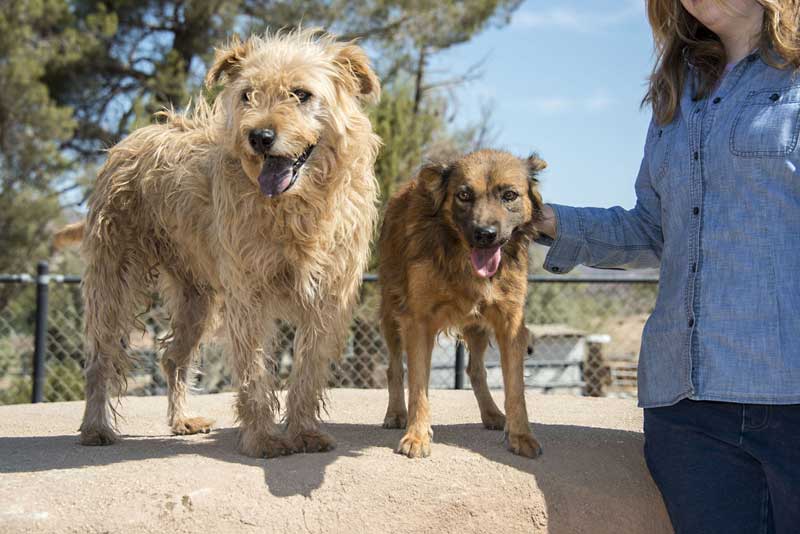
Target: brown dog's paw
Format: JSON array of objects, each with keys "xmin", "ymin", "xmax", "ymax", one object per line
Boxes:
[
  {"xmin": 396, "ymin": 431, "xmax": 431, "ymax": 458},
  {"xmin": 288, "ymin": 429, "xmax": 336, "ymax": 454},
  {"xmin": 382, "ymin": 411, "xmax": 408, "ymax": 429},
  {"xmin": 239, "ymin": 431, "xmax": 292, "ymax": 458},
  {"xmin": 79, "ymin": 426, "xmax": 118, "ymax": 446},
  {"xmin": 171, "ymin": 416, "xmax": 214, "ymax": 435},
  {"xmin": 506, "ymin": 432, "xmax": 543, "ymax": 459},
  {"xmin": 481, "ymin": 411, "xmax": 506, "ymax": 430}
]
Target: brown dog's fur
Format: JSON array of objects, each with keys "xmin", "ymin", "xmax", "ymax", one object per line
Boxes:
[
  {"xmin": 379, "ymin": 149, "xmax": 546, "ymax": 458},
  {"xmin": 77, "ymin": 30, "xmax": 381, "ymax": 457}
]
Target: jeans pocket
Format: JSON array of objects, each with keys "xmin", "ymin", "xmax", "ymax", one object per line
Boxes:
[{"xmin": 730, "ymin": 85, "xmax": 800, "ymax": 158}]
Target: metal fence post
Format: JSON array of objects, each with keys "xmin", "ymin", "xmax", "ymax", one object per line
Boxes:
[
  {"xmin": 32, "ymin": 261, "xmax": 49, "ymax": 403},
  {"xmin": 454, "ymin": 340, "xmax": 465, "ymax": 390}
]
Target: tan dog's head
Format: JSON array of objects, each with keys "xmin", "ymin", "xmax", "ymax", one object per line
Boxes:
[
  {"xmin": 206, "ymin": 29, "xmax": 380, "ymax": 198},
  {"xmin": 420, "ymin": 150, "xmax": 546, "ymax": 278}
]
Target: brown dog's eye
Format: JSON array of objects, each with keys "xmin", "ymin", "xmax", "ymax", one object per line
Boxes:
[
  {"xmin": 502, "ymin": 190, "xmax": 519, "ymax": 202},
  {"xmin": 456, "ymin": 190, "xmax": 473, "ymax": 202},
  {"xmin": 241, "ymin": 90, "xmax": 251, "ymax": 104},
  {"xmin": 291, "ymin": 88, "xmax": 312, "ymax": 103}
]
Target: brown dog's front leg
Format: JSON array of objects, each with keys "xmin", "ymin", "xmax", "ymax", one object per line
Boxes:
[
  {"xmin": 396, "ymin": 320, "xmax": 435, "ymax": 458},
  {"xmin": 492, "ymin": 313, "xmax": 542, "ymax": 459}
]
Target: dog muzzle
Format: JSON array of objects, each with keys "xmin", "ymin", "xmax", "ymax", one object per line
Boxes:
[{"xmin": 257, "ymin": 144, "xmax": 315, "ymax": 198}]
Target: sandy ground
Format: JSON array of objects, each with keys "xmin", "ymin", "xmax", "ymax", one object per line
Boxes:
[{"xmin": 0, "ymin": 390, "xmax": 671, "ymax": 534}]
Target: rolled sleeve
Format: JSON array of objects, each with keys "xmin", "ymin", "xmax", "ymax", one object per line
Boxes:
[{"xmin": 539, "ymin": 204, "xmax": 587, "ymax": 274}]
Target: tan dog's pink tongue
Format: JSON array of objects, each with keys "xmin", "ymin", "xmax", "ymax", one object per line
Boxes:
[
  {"xmin": 258, "ymin": 156, "xmax": 293, "ymax": 197},
  {"xmin": 470, "ymin": 246, "xmax": 502, "ymax": 278}
]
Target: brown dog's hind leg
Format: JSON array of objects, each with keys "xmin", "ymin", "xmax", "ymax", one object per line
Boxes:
[
  {"xmin": 490, "ymin": 311, "xmax": 542, "ymax": 459},
  {"xmin": 284, "ymin": 320, "xmax": 342, "ymax": 454},
  {"xmin": 396, "ymin": 320, "xmax": 435, "ymax": 458},
  {"xmin": 462, "ymin": 325, "xmax": 506, "ymax": 430},
  {"xmin": 381, "ymin": 314, "xmax": 407, "ymax": 429},
  {"xmin": 160, "ymin": 276, "xmax": 214, "ymax": 436}
]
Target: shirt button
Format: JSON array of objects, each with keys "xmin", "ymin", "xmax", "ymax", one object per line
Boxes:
[
  {"xmin": 688, "ymin": 318, "xmax": 695, "ymax": 327},
  {"xmin": 693, "ymin": 151, "xmax": 699, "ymax": 160},
  {"xmin": 713, "ymin": 97, "xmax": 721, "ymax": 104},
  {"xmin": 693, "ymin": 207, "xmax": 699, "ymax": 215},
  {"xmin": 551, "ymin": 266, "xmax": 560, "ymax": 273},
  {"xmin": 692, "ymin": 262, "xmax": 697, "ymax": 272},
  {"xmin": 770, "ymin": 93, "xmax": 780, "ymax": 102}
]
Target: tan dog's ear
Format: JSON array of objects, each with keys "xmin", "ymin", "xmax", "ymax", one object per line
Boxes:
[
  {"xmin": 419, "ymin": 162, "xmax": 451, "ymax": 215},
  {"xmin": 205, "ymin": 35, "xmax": 251, "ymax": 88},
  {"xmin": 524, "ymin": 153, "xmax": 547, "ymax": 221},
  {"xmin": 335, "ymin": 43, "xmax": 381, "ymax": 104}
]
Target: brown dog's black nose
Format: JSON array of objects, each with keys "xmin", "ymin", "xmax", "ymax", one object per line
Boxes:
[
  {"xmin": 248, "ymin": 129, "xmax": 275, "ymax": 154},
  {"xmin": 473, "ymin": 226, "xmax": 498, "ymax": 247}
]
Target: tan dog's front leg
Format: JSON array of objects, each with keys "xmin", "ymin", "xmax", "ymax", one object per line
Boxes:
[
  {"xmin": 492, "ymin": 313, "xmax": 542, "ymax": 458},
  {"xmin": 396, "ymin": 321, "xmax": 434, "ymax": 458},
  {"xmin": 284, "ymin": 321, "xmax": 340, "ymax": 453},
  {"xmin": 227, "ymin": 301, "xmax": 288, "ymax": 458}
]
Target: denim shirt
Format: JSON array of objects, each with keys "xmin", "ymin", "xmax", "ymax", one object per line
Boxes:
[{"xmin": 540, "ymin": 53, "xmax": 800, "ymax": 407}]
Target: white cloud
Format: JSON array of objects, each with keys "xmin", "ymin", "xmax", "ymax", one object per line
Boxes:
[{"xmin": 512, "ymin": 1, "xmax": 644, "ymax": 33}]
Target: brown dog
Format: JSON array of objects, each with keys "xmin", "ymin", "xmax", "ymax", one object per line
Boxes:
[
  {"xmin": 76, "ymin": 30, "xmax": 381, "ymax": 457},
  {"xmin": 379, "ymin": 149, "xmax": 546, "ymax": 458}
]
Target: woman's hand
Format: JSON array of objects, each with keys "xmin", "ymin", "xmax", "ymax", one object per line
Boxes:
[{"xmin": 535, "ymin": 204, "xmax": 557, "ymax": 239}]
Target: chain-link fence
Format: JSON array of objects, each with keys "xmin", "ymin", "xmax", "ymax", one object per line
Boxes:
[{"xmin": 0, "ymin": 263, "xmax": 657, "ymax": 405}]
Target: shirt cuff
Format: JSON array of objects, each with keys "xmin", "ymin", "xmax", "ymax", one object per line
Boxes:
[{"xmin": 537, "ymin": 204, "xmax": 585, "ymax": 274}]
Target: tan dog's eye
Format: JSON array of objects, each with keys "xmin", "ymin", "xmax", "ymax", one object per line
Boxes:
[
  {"xmin": 241, "ymin": 90, "xmax": 251, "ymax": 104},
  {"xmin": 291, "ymin": 88, "xmax": 312, "ymax": 103},
  {"xmin": 456, "ymin": 190, "xmax": 473, "ymax": 202},
  {"xmin": 502, "ymin": 190, "xmax": 519, "ymax": 202}
]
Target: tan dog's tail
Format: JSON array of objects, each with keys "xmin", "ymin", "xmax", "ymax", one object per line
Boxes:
[{"xmin": 52, "ymin": 221, "xmax": 86, "ymax": 250}]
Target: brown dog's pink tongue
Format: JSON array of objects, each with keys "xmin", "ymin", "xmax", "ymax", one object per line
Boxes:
[
  {"xmin": 258, "ymin": 156, "xmax": 293, "ymax": 197},
  {"xmin": 470, "ymin": 246, "xmax": 502, "ymax": 278}
]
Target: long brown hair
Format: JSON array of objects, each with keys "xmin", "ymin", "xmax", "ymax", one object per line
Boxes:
[{"xmin": 644, "ymin": 0, "xmax": 800, "ymax": 125}]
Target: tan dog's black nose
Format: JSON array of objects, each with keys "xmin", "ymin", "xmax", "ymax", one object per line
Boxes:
[
  {"xmin": 473, "ymin": 226, "xmax": 498, "ymax": 247},
  {"xmin": 248, "ymin": 129, "xmax": 275, "ymax": 154}
]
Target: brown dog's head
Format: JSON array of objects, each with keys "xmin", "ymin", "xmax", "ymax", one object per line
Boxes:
[
  {"xmin": 205, "ymin": 29, "xmax": 380, "ymax": 198},
  {"xmin": 420, "ymin": 150, "xmax": 546, "ymax": 278}
]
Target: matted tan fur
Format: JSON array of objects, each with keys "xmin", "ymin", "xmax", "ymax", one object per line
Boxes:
[
  {"xmin": 379, "ymin": 149, "xmax": 545, "ymax": 459},
  {"xmin": 76, "ymin": 29, "xmax": 381, "ymax": 457}
]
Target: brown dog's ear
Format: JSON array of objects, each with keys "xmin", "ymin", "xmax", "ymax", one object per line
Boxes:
[
  {"xmin": 525, "ymin": 153, "xmax": 548, "ymax": 182},
  {"xmin": 335, "ymin": 43, "xmax": 381, "ymax": 104},
  {"xmin": 205, "ymin": 35, "xmax": 251, "ymax": 88},
  {"xmin": 524, "ymin": 153, "xmax": 546, "ymax": 220},
  {"xmin": 419, "ymin": 162, "xmax": 451, "ymax": 215}
]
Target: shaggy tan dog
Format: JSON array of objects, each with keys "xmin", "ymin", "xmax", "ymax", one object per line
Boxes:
[
  {"xmin": 379, "ymin": 150, "xmax": 545, "ymax": 459},
  {"xmin": 77, "ymin": 30, "xmax": 380, "ymax": 457}
]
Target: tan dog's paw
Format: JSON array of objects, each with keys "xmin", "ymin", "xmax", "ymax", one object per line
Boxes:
[
  {"xmin": 79, "ymin": 426, "xmax": 118, "ymax": 446},
  {"xmin": 396, "ymin": 430, "xmax": 431, "ymax": 458},
  {"xmin": 171, "ymin": 416, "xmax": 214, "ymax": 435},
  {"xmin": 481, "ymin": 411, "xmax": 506, "ymax": 430},
  {"xmin": 506, "ymin": 432, "xmax": 542, "ymax": 458},
  {"xmin": 239, "ymin": 432, "xmax": 292, "ymax": 458},
  {"xmin": 382, "ymin": 411, "xmax": 408, "ymax": 429},
  {"xmin": 288, "ymin": 429, "xmax": 336, "ymax": 453}
]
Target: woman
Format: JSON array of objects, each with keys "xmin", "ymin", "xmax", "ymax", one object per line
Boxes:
[{"xmin": 534, "ymin": 1, "xmax": 800, "ymax": 532}]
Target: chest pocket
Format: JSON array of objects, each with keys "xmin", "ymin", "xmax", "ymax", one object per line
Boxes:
[
  {"xmin": 730, "ymin": 84, "xmax": 800, "ymax": 157},
  {"xmin": 648, "ymin": 123, "xmax": 677, "ymax": 183}
]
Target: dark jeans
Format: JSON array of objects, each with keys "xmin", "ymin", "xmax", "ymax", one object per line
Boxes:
[{"xmin": 644, "ymin": 399, "xmax": 800, "ymax": 534}]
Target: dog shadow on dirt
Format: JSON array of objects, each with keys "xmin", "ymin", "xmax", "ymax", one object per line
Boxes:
[{"xmin": 0, "ymin": 420, "xmax": 656, "ymax": 517}]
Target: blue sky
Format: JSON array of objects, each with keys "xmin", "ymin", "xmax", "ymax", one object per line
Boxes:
[{"xmin": 430, "ymin": 0, "xmax": 655, "ymax": 208}]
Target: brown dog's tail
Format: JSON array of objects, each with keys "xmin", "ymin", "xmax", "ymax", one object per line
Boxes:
[{"xmin": 52, "ymin": 221, "xmax": 86, "ymax": 251}]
